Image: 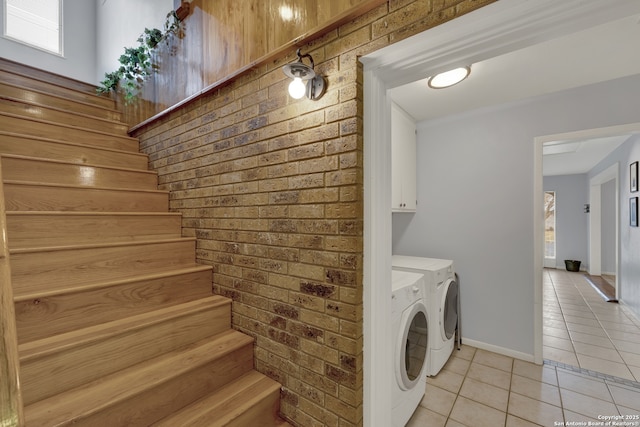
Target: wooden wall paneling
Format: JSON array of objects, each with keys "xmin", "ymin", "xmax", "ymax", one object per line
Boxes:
[
  {"xmin": 245, "ymin": 0, "xmax": 268, "ymax": 65},
  {"xmin": 123, "ymin": 0, "xmax": 381, "ymax": 128}
]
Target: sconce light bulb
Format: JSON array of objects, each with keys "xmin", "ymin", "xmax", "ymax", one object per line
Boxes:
[{"xmin": 288, "ymin": 77, "xmax": 306, "ymax": 99}]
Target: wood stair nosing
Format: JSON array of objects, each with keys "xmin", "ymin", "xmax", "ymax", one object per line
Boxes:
[
  {"xmin": 14, "ymin": 266, "xmax": 214, "ymax": 343},
  {"xmin": 6, "ymin": 211, "xmax": 184, "ymax": 249},
  {"xmin": 23, "ymin": 330, "xmax": 255, "ymax": 427},
  {"xmin": 0, "ymin": 154, "xmax": 158, "ymax": 190},
  {"xmin": 0, "ymin": 131, "xmax": 149, "ymax": 169},
  {"xmin": 0, "ymin": 96, "xmax": 128, "ymax": 134},
  {"xmin": 1, "ymin": 155, "xmax": 156, "ymax": 189},
  {"xmin": 0, "ymin": 59, "xmax": 108, "ymax": 96},
  {"xmin": 10, "ymin": 239, "xmax": 199, "ymax": 296},
  {"xmin": 0, "ymin": 113, "xmax": 139, "ymax": 152},
  {"xmin": 152, "ymin": 370, "xmax": 283, "ymax": 427},
  {"xmin": 13, "ymin": 264, "xmax": 213, "ymax": 302},
  {"xmin": 19, "ymin": 296, "xmax": 232, "ymax": 405},
  {"xmin": 3, "ymin": 181, "xmax": 169, "ymax": 213},
  {"xmin": 0, "ymin": 66, "xmax": 115, "ymax": 109},
  {"xmin": 0, "ymin": 81, "xmax": 122, "ymax": 121}
]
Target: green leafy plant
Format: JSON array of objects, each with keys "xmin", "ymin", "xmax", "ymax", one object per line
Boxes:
[{"xmin": 97, "ymin": 10, "xmax": 182, "ymax": 103}]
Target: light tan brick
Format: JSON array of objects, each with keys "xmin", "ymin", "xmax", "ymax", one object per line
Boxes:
[{"xmin": 133, "ymin": 2, "xmax": 498, "ymax": 425}]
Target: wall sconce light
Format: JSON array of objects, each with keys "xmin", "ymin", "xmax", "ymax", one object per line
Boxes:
[{"xmin": 282, "ymin": 48, "xmax": 326, "ymax": 101}]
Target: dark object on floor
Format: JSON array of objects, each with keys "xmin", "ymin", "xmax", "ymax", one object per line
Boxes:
[
  {"xmin": 564, "ymin": 260, "xmax": 581, "ymax": 272},
  {"xmin": 583, "ymin": 274, "xmax": 618, "ymax": 303}
]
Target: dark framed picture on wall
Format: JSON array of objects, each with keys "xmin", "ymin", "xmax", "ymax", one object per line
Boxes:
[
  {"xmin": 631, "ymin": 161, "xmax": 638, "ymax": 192},
  {"xmin": 631, "ymin": 197, "xmax": 638, "ymax": 227}
]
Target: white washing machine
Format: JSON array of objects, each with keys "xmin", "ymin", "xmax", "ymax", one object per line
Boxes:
[
  {"xmin": 391, "ymin": 270, "xmax": 429, "ymax": 426},
  {"xmin": 392, "ymin": 255, "xmax": 458, "ymax": 377}
]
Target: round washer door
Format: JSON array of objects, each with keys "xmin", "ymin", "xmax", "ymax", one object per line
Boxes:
[
  {"xmin": 440, "ymin": 278, "xmax": 458, "ymax": 341},
  {"xmin": 396, "ymin": 301, "xmax": 429, "ymax": 390}
]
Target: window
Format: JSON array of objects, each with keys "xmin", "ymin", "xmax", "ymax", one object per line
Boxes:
[
  {"xmin": 4, "ymin": 0, "xmax": 62, "ymax": 55},
  {"xmin": 544, "ymin": 191, "xmax": 556, "ymax": 259}
]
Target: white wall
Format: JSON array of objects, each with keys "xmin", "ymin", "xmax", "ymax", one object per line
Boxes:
[
  {"xmin": 392, "ymin": 74, "xmax": 640, "ymax": 356},
  {"xmin": 0, "ymin": 0, "xmax": 97, "ymax": 83},
  {"xmin": 543, "ymin": 174, "xmax": 589, "ymax": 270},
  {"xmin": 95, "ymin": 0, "xmax": 173, "ymax": 84}
]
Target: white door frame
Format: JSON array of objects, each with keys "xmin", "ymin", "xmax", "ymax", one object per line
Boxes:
[
  {"xmin": 590, "ymin": 163, "xmax": 619, "ymax": 279},
  {"xmin": 361, "ymin": 1, "xmax": 640, "ymax": 424}
]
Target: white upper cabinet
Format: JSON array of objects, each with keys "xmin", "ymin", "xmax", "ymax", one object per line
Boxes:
[{"xmin": 391, "ymin": 102, "xmax": 417, "ymax": 212}]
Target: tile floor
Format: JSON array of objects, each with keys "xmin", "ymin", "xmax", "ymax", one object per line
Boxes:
[
  {"xmin": 407, "ymin": 345, "xmax": 640, "ymax": 427},
  {"xmin": 406, "ymin": 268, "xmax": 640, "ymax": 426},
  {"xmin": 543, "ymin": 269, "xmax": 640, "ymax": 381}
]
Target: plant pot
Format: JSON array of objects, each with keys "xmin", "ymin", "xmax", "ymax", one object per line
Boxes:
[{"xmin": 564, "ymin": 260, "xmax": 581, "ymax": 272}]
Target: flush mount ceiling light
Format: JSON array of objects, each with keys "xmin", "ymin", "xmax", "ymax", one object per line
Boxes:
[
  {"xmin": 427, "ymin": 66, "xmax": 471, "ymax": 89},
  {"xmin": 282, "ymin": 48, "xmax": 326, "ymax": 101}
]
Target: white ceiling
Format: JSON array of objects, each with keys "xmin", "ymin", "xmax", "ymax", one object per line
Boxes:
[{"xmin": 389, "ymin": 13, "xmax": 640, "ymax": 176}]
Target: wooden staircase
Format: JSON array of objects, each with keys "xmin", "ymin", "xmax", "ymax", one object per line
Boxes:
[{"xmin": 0, "ymin": 59, "xmax": 289, "ymax": 426}]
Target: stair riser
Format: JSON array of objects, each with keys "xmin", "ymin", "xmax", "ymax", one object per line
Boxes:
[
  {"xmin": 225, "ymin": 386, "xmax": 281, "ymax": 427},
  {"xmin": 0, "ymin": 98, "xmax": 127, "ymax": 134},
  {"xmin": 0, "ymin": 83, "xmax": 121, "ymax": 121},
  {"xmin": 0, "ymin": 134, "xmax": 148, "ymax": 169},
  {"xmin": 11, "ymin": 240, "xmax": 197, "ymax": 296},
  {"xmin": 1, "ymin": 157, "xmax": 157, "ymax": 190},
  {"xmin": 152, "ymin": 372, "xmax": 284, "ymax": 427},
  {"xmin": 3, "ymin": 183, "xmax": 168, "ymax": 212},
  {"xmin": 0, "ymin": 69, "xmax": 114, "ymax": 109},
  {"xmin": 0, "ymin": 114, "xmax": 138, "ymax": 152},
  {"xmin": 15, "ymin": 269, "xmax": 212, "ymax": 343},
  {"xmin": 61, "ymin": 344, "xmax": 254, "ymax": 426},
  {"xmin": 21, "ymin": 303, "xmax": 231, "ymax": 405},
  {"xmin": 6, "ymin": 213, "xmax": 182, "ymax": 249}
]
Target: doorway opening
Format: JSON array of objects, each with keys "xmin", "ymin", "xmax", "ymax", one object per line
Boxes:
[
  {"xmin": 536, "ymin": 126, "xmax": 640, "ymax": 377},
  {"xmin": 363, "ymin": 1, "xmax": 640, "ymax": 424}
]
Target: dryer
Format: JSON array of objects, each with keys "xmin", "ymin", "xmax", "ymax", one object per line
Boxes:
[
  {"xmin": 392, "ymin": 255, "xmax": 458, "ymax": 377},
  {"xmin": 391, "ymin": 270, "xmax": 429, "ymax": 426}
]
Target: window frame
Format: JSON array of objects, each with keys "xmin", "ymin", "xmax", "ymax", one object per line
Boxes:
[
  {"xmin": 3, "ymin": 0, "xmax": 64, "ymax": 56},
  {"xmin": 544, "ymin": 190, "xmax": 556, "ymax": 261}
]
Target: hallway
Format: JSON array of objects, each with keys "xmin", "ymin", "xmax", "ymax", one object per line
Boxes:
[{"xmin": 543, "ymin": 268, "xmax": 640, "ymax": 381}]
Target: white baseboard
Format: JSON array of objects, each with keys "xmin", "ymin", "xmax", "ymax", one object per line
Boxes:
[{"xmin": 460, "ymin": 337, "xmax": 536, "ymax": 364}]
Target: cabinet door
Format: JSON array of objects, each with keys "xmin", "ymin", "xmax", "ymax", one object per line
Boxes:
[{"xmin": 391, "ymin": 103, "xmax": 417, "ymax": 212}]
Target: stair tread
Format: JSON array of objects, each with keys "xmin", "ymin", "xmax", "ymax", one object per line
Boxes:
[
  {"xmin": 10, "ymin": 236, "xmax": 195, "ymax": 254},
  {"xmin": 0, "ymin": 111, "xmax": 135, "ymax": 140},
  {"xmin": 152, "ymin": 370, "xmax": 282, "ymax": 427},
  {"xmin": 0, "ymin": 153, "xmax": 156, "ymax": 175},
  {"xmin": 0, "ymin": 92, "xmax": 124, "ymax": 124},
  {"xmin": 23, "ymin": 330, "xmax": 254, "ymax": 426},
  {"xmin": 6, "ymin": 211, "xmax": 181, "ymax": 217},
  {"xmin": 0, "ymin": 60, "xmax": 111, "ymax": 100},
  {"xmin": 13, "ymin": 264, "xmax": 212, "ymax": 301},
  {"xmin": 19, "ymin": 295, "xmax": 230, "ymax": 361},
  {"xmin": 0, "ymin": 131, "xmax": 147, "ymax": 158},
  {"xmin": 4, "ymin": 179, "xmax": 168, "ymax": 194},
  {"xmin": 0, "ymin": 95, "xmax": 127, "ymax": 130},
  {"xmin": 0, "ymin": 80, "xmax": 120, "ymax": 115}
]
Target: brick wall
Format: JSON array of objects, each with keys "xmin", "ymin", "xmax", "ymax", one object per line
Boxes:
[{"xmin": 133, "ymin": 0, "xmax": 495, "ymax": 425}]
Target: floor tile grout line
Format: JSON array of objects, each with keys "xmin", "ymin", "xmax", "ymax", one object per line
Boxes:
[
  {"xmin": 545, "ymin": 270, "xmax": 640, "ymax": 381},
  {"xmin": 543, "ymin": 359, "xmax": 640, "ymax": 390},
  {"xmin": 574, "ymin": 273, "xmax": 640, "ymax": 380}
]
